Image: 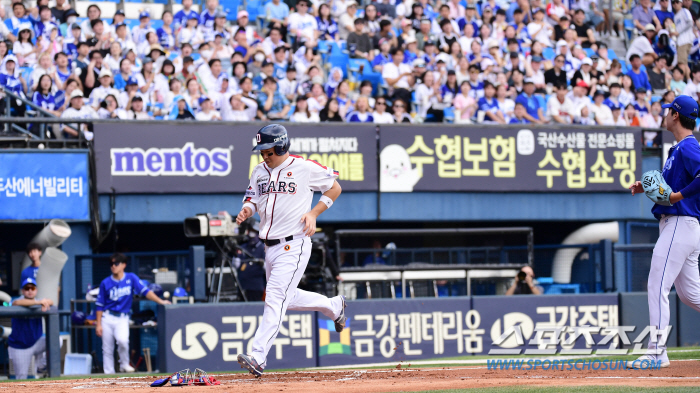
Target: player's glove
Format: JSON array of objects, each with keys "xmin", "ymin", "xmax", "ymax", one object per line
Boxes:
[{"xmin": 641, "ymin": 170, "xmax": 673, "ymax": 206}]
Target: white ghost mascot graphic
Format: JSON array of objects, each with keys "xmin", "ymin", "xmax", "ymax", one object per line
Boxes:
[{"xmin": 380, "ymin": 144, "xmax": 421, "ymax": 192}]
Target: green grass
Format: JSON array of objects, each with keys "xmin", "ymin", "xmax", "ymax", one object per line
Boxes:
[{"xmin": 416, "ymin": 388, "xmax": 700, "ymax": 393}]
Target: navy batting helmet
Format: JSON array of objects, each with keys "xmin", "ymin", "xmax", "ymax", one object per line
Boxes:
[
  {"xmin": 71, "ymin": 311, "xmax": 86, "ymax": 325},
  {"xmin": 252, "ymin": 124, "xmax": 290, "ymax": 156}
]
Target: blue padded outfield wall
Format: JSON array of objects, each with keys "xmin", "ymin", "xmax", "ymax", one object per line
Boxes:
[{"xmin": 158, "ymin": 294, "xmax": 638, "ymax": 372}]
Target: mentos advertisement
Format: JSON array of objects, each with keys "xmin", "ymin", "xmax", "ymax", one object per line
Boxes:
[{"xmin": 93, "ymin": 123, "xmax": 377, "ymax": 193}]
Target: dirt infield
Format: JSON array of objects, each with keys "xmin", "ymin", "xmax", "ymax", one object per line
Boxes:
[{"xmin": 3, "ymin": 361, "xmax": 700, "ymax": 392}]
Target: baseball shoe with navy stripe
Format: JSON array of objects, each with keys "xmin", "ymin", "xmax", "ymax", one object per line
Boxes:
[
  {"xmin": 237, "ymin": 353, "xmax": 263, "ymax": 377},
  {"xmin": 334, "ymin": 295, "xmax": 347, "ymax": 333}
]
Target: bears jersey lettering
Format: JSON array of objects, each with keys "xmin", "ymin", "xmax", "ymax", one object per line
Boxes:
[{"xmin": 243, "ymin": 155, "xmax": 338, "ymax": 240}]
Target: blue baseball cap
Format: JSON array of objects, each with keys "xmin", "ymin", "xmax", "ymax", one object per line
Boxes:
[
  {"xmin": 126, "ymin": 76, "xmax": 138, "ymax": 86},
  {"xmin": 662, "ymin": 95, "xmax": 699, "ymax": 118},
  {"xmin": 21, "ymin": 277, "xmax": 37, "ymax": 288},
  {"xmin": 139, "ymin": 10, "xmax": 150, "ymax": 19},
  {"xmin": 199, "ymin": 96, "xmax": 211, "ymax": 105}
]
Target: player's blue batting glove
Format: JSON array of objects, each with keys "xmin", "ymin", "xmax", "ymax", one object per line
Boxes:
[{"xmin": 642, "ymin": 170, "xmax": 673, "ymax": 206}]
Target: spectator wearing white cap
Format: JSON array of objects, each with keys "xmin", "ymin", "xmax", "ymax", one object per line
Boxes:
[
  {"xmin": 61, "ymin": 89, "xmax": 97, "ymax": 139},
  {"xmin": 235, "ymin": 10, "xmax": 260, "ymax": 46},
  {"xmin": 572, "ymin": 57, "xmax": 598, "ymax": 96},
  {"xmin": 338, "ymin": 1, "xmax": 358, "ymax": 41},
  {"xmin": 89, "ymin": 68, "xmax": 119, "ymax": 109},
  {"xmin": 626, "ymin": 24, "xmax": 658, "ymax": 66}
]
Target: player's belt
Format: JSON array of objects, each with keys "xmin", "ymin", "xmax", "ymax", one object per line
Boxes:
[
  {"xmin": 107, "ymin": 310, "xmax": 128, "ymax": 318},
  {"xmin": 262, "ymin": 235, "xmax": 295, "ymax": 247}
]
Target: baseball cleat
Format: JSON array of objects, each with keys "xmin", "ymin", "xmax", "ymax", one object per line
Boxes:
[
  {"xmin": 237, "ymin": 353, "xmax": 263, "ymax": 378},
  {"xmin": 334, "ymin": 295, "xmax": 347, "ymax": 333},
  {"xmin": 626, "ymin": 355, "xmax": 670, "ymax": 369},
  {"xmin": 120, "ymin": 364, "xmax": 135, "ymax": 373}
]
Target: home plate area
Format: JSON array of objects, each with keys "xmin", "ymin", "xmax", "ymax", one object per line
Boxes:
[{"xmin": 3, "ymin": 362, "xmax": 700, "ymax": 392}]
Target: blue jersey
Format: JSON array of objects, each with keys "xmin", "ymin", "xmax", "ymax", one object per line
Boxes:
[
  {"xmin": 273, "ymin": 62, "xmax": 287, "ymax": 80},
  {"xmin": 468, "ymin": 81, "xmax": 484, "ymax": 100},
  {"xmin": 403, "ymin": 50, "xmax": 417, "ymax": 65},
  {"xmin": 32, "ymin": 91, "xmax": 57, "ymax": 111},
  {"xmin": 516, "ymin": 93, "xmax": 543, "ymax": 120},
  {"xmin": 633, "ymin": 100, "xmax": 649, "ymax": 115},
  {"xmin": 174, "ymin": 9, "xmax": 199, "ymax": 30},
  {"xmin": 653, "ymin": 136, "xmax": 700, "ymax": 219},
  {"xmin": 8, "ymin": 296, "xmax": 42, "ymax": 349},
  {"xmin": 199, "ymin": 9, "xmax": 217, "ymax": 32},
  {"xmin": 603, "ymin": 97, "xmax": 622, "ymax": 111},
  {"xmin": 156, "ymin": 27, "xmax": 175, "ymax": 49},
  {"xmin": 627, "ymin": 69, "xmax": 652, "ymax": 92},
  {"xmin": 63, "ymin": 42, "xmax": 78, "ymax": 60},
  {"xmin": 316, "ymin": 17, "xmax": 338, "ymax": 39},
  {"xmin": 371, "ymin": 53, "xmax": 391, "ymax": 69},
  {"xmin": 345, "ymin": 111, "xmax": 374, "ymax": 122},
  {"xmin": 95, "ymin": 272, "xmax": 150, "ymax": 314},
  {"xmin": 509, "ymin": 117, "xmax": 530, "ymax": 124},
  {"xmin": 0, "ymin": 73, "xmax": 23, "ymax": 97},
  {"xmin": 20, "ymin": 266, "xmax": 38, "ymax": 284}
]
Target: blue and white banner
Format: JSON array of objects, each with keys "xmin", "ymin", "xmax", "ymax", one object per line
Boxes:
[{"xmin": 0, "ymin": 152, "xmax": 89, "ymax": 220}]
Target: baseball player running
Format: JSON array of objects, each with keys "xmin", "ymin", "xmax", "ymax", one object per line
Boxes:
[
  {"xmin": 236, "ymin": 124, "xmax": 347, "ymax": 377},
  {"xmin": 629, "ymin": 95, "xmax": 700, "ymax": 368},
  {"xmin": 95, "ymin": 253, "xmax": 171, "ymax": 374}
]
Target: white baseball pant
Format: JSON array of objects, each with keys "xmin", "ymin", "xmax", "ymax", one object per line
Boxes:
[
  {"xmin": 250, "ymin": 237, "xmax": 343, "ymax": 368},
  {"xmin": 647, "ymin": 215, "xmax": 700, "ymax": 360},
  {"xmin": 101, "ymin": 312, "xmax": 130, "ymax": 374},
  {"xmin": 9, "ymin": 336, "xmax": 46, "ymax": 379}
]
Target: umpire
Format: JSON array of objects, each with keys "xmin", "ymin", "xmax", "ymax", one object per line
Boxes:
[{"xmin": 237, "ymin": 221, "xmax": 266, "ymax": 301}]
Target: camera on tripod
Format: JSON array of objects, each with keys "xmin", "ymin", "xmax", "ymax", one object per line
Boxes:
[{"xmin": 183, "ymin": 211, "xmax": 251, "ymax": 242}]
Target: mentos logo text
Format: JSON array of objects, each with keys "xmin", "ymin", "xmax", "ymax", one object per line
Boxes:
[{"xmin": 111, "ymin": 143, "xmax": 232, "ymax": 176}]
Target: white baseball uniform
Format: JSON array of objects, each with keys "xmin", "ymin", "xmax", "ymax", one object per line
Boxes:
[
  {"xmin": 646, "ymin": 135, "xmax": 700, "ymax": 362},
  {"xmin": 243, "ymin": 154, "xmax": 344, "ymax": 368}
]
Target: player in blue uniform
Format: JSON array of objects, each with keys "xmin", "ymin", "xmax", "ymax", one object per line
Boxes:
[
  {"xmin": 95, "ymin": 253, "xmax": 170, "ymax": 374},
  {"xmin": 629, "ymin": 95, "xmax": 700, "ymax": 369},
  {"xmin": 8, "ymin": 277, "xmax": 53, "ymax": 379},
  {"xmin": 21, "ymin": 243, "xmax": 41, "ymax": 284}
]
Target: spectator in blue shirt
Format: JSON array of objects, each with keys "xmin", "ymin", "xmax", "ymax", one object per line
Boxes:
[
  {"xmin": 627, "ymin": 54, "xmax": 652, "ymax": 92},
  {"xmin": 174, "ymin": 0, "xmax": 199, "ymax": 31},
  {"xmin": 257, "ymin": 77, "xmax": 290, "ymax": 120},
  {"xmin": 265, "ymin": 0, "xmax": 290, "ymax": 38},
  {"xmin": 509, "ymin": 102, "xmax": 531, "ymax": 124},
  {"xmin": 478, "ymin": 81, "xmax": 505, "ymax": 123},
  {"xmin": 632, "ymin": 87, "xmax": 651, "ymax": 116},
  {"xmin": 515, "ymin": 80, "xmax": 545, "ymax": 124},
  {"xmin": 372, "ymin": 38, "xmax": 392, "ymax": 71}
]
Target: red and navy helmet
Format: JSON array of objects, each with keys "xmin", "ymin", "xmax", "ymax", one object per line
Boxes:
[{"xmin": 252, "ymin": 124, "xmax": 290, "ymax": 156}]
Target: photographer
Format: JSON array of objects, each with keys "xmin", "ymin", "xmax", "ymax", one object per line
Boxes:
[
  {"xmin": 505, "ymin": 266, "xmax": 542, "ymax": 295},
  {"xmin": 236, "ymin": 220, "xmax": 266, "ymax": 302}
]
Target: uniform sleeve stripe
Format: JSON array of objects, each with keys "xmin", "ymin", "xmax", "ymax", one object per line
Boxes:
[
  {"xmin": 308, "ymin": 159, "xmax": 328, "ymax": 169},
  {"xmin": 95, "ymin": 302, "xmax": 104, "ymax": 306},
  {"xmin": 333, "ymin": 170, "xmax": 339, "ymax": 175},
  {"xmin": 140, "ymin": 287, "xmax": 149, "ymax": 295},
  {"xmin": 290, "ymin": 154, "xmax": 304, "ymax": 158},
  {"xmin": 245, "ymin": 197, "xmax": 252, "ymax": 202}
]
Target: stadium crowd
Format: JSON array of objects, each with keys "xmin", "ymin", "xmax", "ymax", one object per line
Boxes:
[{"xmin": 0, "ymin": 0, "xmax": 699, "ymax": 141}]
